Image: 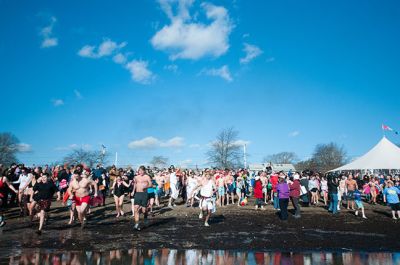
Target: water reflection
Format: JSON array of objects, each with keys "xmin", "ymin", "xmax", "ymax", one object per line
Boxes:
[{"xmin": 5, "ymin": 249, "xmax": 400, "ymax": 265}]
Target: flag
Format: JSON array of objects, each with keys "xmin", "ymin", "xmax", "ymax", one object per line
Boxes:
[{"xmin": 382, "ymin": 124, "xmax": 393, "ymax": 131}]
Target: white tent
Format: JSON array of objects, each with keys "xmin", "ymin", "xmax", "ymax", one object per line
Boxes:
[{"xmin": 330, "ymin": 136, "xmax": 400, "ymax": 171}]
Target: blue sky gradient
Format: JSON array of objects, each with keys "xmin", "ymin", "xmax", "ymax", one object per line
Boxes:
[{"xmin": 1, "ymin": 0, "xmax": 400, "ymax": 167}]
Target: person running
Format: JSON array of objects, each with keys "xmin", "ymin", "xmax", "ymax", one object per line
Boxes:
[
  {"xmin": 147, "ymin": 177, "xmax": 157, "ymax": 215},
  {"xmin": 154, "ymin": 172, "xmax": 164, "ymax": 207},
  {"xmin": 198, "ymin": 172, "xmax": 216, "ymax": 227},
  {"xmin": 346, "ymin": 174, "xmax": 358, "ymax": 210},
  {"xmin": 12, "ymin": 167, "xmax": 33, "ymax": 216},
  {"xmin": 68, "ymin": 171, "xmax": 98, "ymax": 228},
  {"xmin": 31, "ymin": 173, "xmax": 57, "ymax": 235},
  {"xmin": 383, "ymin": 181, "xmax": 400, "ymax": 220},
  {"xmin": 0, "ymin": 173, "xmax": 18, "ymax": 227},
  {"xmin": 354, "ymin": 186, "xmax": 367, "ymax": 219},
  {"xmin": 133, "ymin": 166, "xmax": 152, "ymax": 231},
  {"xmin": 112, "ymin": 176, "xmax": 130, "ymax": 218},
  {"xmin": 186, "ymin": 172, "xmax": 198, "ymax": 207}
]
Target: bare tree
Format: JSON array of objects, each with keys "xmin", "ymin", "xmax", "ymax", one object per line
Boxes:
[
  {"xmin": 63, "ymin": 148, "xmax": 109, "ymax": 168},
  {"xmin": 296, "ymin": 142, "xmax": 347, "ymax": 173},
  {"xmin": 206, "ymin": 127, "xmax": 243, "ymax": 169},
  {"xmin": 150, "ymin": 156, "xmax": 169, "ymax": 168},
  {"xmin": 312, "ymin": 142, "xmax": 347, "ymax": 172},
  {"xmin": 0, "ymin": 132, "xmax": 20, "ymax": 166},
  {"xmin": 263, "ymin": 152, "xmax": 298, "ymax": 164}
]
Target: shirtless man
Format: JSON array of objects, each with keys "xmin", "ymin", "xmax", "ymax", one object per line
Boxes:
[
  {"xmin": 198, "ymin": 172, "xmax": 216, "ymax": 227},
  {"xmin": 225, "ymin": 170, "xmax": 235, "ymax": 205},
  {"xmin": 68, "ymin": 171, "xmax": 98, "ymax": 228},
  {"xmin": 133, "ymin": 166, "xmax": 152, "ymax": 231},
  {"xmin": 216, "ymin": 173, "xmax": 227, "ymax": 207},
  {"xmin": 345, "ymin": 174, "xmax": 358, "ymax": 210}
]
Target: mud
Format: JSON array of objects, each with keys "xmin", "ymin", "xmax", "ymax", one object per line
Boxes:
[{"xmin": 0, "ymin": 197, "xmax": 399, "ymax": 256}]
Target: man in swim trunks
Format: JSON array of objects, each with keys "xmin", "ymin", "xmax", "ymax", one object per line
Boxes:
[
  {"xmin": 68, "ymin": 171, "xmax": 98, "ymax": 228},
  {"xmin": 225, "ymin": 170, "xmax": 235, "ymax": 205},
  {"xmin": 216, "ymin": 173, "xmax": 227, "ymax": 207},
  {"xmin": 133, "ymin": 165, "xmax": 152, "ymax": 231},
  {"xmin": 346, "ymin": 174, "xmax": 358, "ymax": 210}
]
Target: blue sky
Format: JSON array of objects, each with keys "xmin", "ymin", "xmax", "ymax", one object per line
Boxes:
[{"xmin": 1, "ymin": 0, "xmax": 400, "ymax": 167}]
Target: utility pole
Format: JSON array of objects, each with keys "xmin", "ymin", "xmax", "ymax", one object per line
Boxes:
[
  {"xmin": 114, "ymin": 152, "xmax": 118, "ymax": 167},
  {"xmin": 243, "ymin": 144, "xmax": 247, "ymax": 169}
]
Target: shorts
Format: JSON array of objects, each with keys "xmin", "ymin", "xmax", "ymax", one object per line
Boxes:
[
  {"xmin": 310, "ymin": 188, "xmax": 318, "ymax": 193},
  {"xmin": 155, "ymin": 188, "xmax": 163, "ymax": 197},
  {"xmin": 37, "ymin": 200, "xmax": 51, "ymax": 212},
  {"xmin": 355, "ymin": 200, "xmax": 363, "ymax": 209},
  {"xmin": 218, "ymin": 187, "xmax": 225, "ymax": 196},
  {"xmin": 134, "ymin": 192, "xmax": 148, "ymax": 207},
  {"xmin": 389, "ymin": 203, "xmax": 400, "ymax": 211},
  {"xmin": 201, "ymin": 197, "xmax": 214, "ymax": 211},
  {"xmin": 170, "ymin": 184, "xmax": 179, "ymax": 200},
  {"xmin": 347, "ymin": 191, "xmax": 354, "ymax": 201},
  {"xmin": 148, "ymin": 192, "xmax": 155, "ymax": 200},
  {"xmin": 73, "ymin": 195, "xmax": 91, "ymax": 206},
  {"xmin": 227, "ymin": 184, "xmax": 234, "ymax": 194}
]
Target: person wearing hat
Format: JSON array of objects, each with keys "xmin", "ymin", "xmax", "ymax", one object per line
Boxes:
[
  {"xmin": 254, "ymin": 174, "xmax": 264, "ymax": 210},
  {"xmin": 276, "ymin": 174, "xmax": 290, "ymax": 220},
  {"xmin": 289, "ymin": 173, "xmax": 301, "ymax": 218}
]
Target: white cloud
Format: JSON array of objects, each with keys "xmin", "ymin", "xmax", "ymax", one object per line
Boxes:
[
  {"xmin": 74, "ymin": 89, "xmax": 83, "ymax": 99},
  {"xmin": 201, "ymin": 65, "xmax": 232, "ymax": 82},
  {"xmin": 78, "ymin": 45, "xmax": 96, "ymax": 58},
  {"xmin": 78, "ymin": 39, "xmax": 154, "ymax": 85},
  {"xmin": 39, "ymin": 16, "xmax": 58, "ymax": 48},
  {"xmin": 151, "ymin": 1, "xmax": 233, "ymax": 60},
  {"xmin": 55, "ymin": 144, "xmax": 92, "ymax": 151},
  {"xmin": 240, "ymin": 43, "xmax": 263, "ymax": 64},
  {"xmin": 51, "ymin": 99, "xmax": 64, "ymax": 106},
  {"xmin": 289, "ymin": 131, "xmax": 300, "ymax": 137},
  {"xmin": 164, "ymin": 64, "xmax": 178, "ymax": 73},
  {"xmin": 128, "ymin": 136, "xmax": 185, "ymax": 149},
  {"xmin": 125, "ymin": 60, "xmax": 154, "ymax": 84},
  {"xmin": 17, "ymin": 143, "xmax": 32, "ymax": 153},
  {"xmin": 160, "ymin": 137, "xmax": 185, "ymax": 148},
  {"xmin": 41, "ymin": 38, "xmax": 58, "ymax": 48},
  {"xmin": 77, "ymin": 38, "xmax": 126, "ymax": 59},
  {"xmin": 113, "ymin": 53, "xmax": 127, "ymax": 64}
]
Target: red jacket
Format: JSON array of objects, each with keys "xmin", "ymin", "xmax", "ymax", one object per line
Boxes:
[
  {"xmin": 289, "ymin": 180, "xmax": 301, "ymax": 198},
  {"xmin": 254, "ymin": 180, "xmax": 263, "ymax": 199}
]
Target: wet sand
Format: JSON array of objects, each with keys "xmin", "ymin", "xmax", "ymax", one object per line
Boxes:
[{"xmin": 0, "ymin": 197, "xmax": 399, "ymax": 255}]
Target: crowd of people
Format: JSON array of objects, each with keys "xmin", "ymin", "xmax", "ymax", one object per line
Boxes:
[{"xmin": 0, "ymin": 162, "xmax": 400, "ymax": 234}]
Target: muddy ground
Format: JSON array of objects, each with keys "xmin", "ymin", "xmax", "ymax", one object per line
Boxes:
[{"xmin": 0, "ymin": 197, "xmax": 399, "ymax": 257}]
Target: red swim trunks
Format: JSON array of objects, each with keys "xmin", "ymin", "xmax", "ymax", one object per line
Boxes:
[{"xmin": 73, "ymin": 195, "xmax": 90, "ymax": 206}]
